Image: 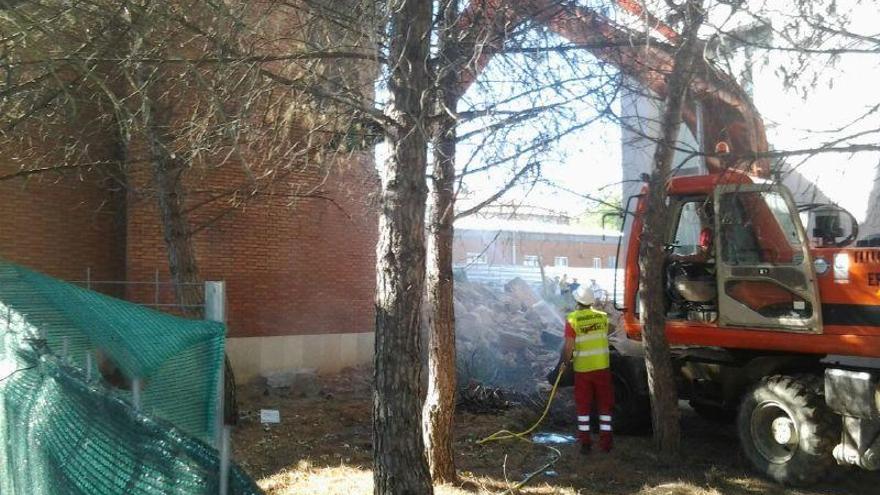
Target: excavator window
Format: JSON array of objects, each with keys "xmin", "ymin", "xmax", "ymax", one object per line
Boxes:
[
  {"xmin": 671, "ymin": 201, "xmax": 704, "ymax": 257},
  {"xmin": 719, "ymin": 194, "xmax": 762, "ymax": 264},
  {"xmin": 718, "ymin": 190, "xmax": 800, "ymax": 265},
  {"xmin": 713, "ymin": 184, "xmax": 819, "ymax": 331},
  {"xmin": 668, "ymin": 197, "xmax": 715, "ymax": 265},
  {"xmin": 665, "ymin": 198, "xmax": 717, "ymax": 318}
]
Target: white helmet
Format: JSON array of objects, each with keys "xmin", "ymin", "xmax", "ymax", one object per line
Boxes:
[{"xmin": 573, "ymin": 286, "xmax": 595, "ymax": 306}]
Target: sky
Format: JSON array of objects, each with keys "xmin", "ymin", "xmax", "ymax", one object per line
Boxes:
[
  {"xmin": 456, "ymin": 0, "xmax": 880, "ymax": 223},
  {"xmin": 454, "ymin": 91, "xmax": 623, "ymax": 217},
  {"xmin": 377, "ymin": 0, "xmax": 880, "ymax": 224},
  {"xmin": 755, "ymin": 60, "xmax": 880, "ymax": 223},
  {"xmin": 717, "ymin": 0, "xmax": 880, "ymax": 223},
  {"xmin": 452, "ymin": 30, "xmax": 624, "ymax": 219}
]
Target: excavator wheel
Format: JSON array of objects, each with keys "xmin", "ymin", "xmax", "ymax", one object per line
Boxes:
[
  {"xmin": 610, "ymin": 353, "xmax": 651, "ymax": 434},
  {"xmin": 737, "ymin": 374, "xmax": 839, "ymax": 486}
]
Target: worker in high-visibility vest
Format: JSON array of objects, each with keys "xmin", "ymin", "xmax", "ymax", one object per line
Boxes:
[{"xmin": 559, "ymin": 285, "xmax": 614, "ymax": 454}]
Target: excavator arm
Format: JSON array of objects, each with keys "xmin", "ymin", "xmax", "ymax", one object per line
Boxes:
[{"xmin": 454, "ymin": 0, "xmax": 770, "ymax": 177}]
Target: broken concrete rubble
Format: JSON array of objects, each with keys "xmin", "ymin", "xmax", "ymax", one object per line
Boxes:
[
  {"xmin": 455, "ymin": 278, "xmax": 568, "ymax": 394},
  {"xmin": 455, "ymin": 277, "xmax": 636, "ymax": 396},
  {"xmin": 257, "ymin": 368, "xmax": 320, "ymax": 398}
]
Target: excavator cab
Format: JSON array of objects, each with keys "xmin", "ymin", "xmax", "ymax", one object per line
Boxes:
[
  {"xmin": 712, "ymin": 183, "xmax": 822, "ymax": 332},
  {"xmin": 658, "ymin": 181, "xmax": 822, "ymax": 333},
  {"xmin": 666, "ymin": 198, "xmax": 718, "ymax": 320},
  {"xmin": 612, "ymin": 175, "xmax": 880, "ymax": 484}
]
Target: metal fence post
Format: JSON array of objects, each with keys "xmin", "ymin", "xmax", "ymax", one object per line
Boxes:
[
  {"xmin": 85, "ymin": 352, "xmax": 93, "ymax": 382},
  {"xmin": 204, "ymin": 280, "xmax": 229, "ymax": 489},
  {"xmin": 219, "ymin": 425, "xmax": 231, "ymax": 495},
  {"xmin": 132, "ymin": 378, "xmax": 142, "ymax": 410},
  {"xmin": 204, "ymin": 281, "xmax": 226, "ymax": 323},
  {"xmin": 204, "ymin": 281, "xmax": 227, "ymax": 450}
]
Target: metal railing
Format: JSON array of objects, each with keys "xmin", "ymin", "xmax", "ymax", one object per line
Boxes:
[
  {"xmin": 454, "ymin": 263, "xmax": 624, "ymax": 302},
  {"xmin": 72, "ymin": 268, "xmax": 206, "ymax": 316}
]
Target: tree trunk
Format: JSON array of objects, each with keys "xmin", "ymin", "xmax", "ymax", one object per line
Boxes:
[
  {"xmin": 638, "ymin": 0, "xmax": 705, "ymax": 458},
  {"xmin": 141, "ymin": 90, "xmax": 242, "ymax": 425},
  {"xmin": 147, "ymin": 128, "xmax": 202, "ymax": 311},
  {"xmin": 422, "ymin": 1, "xmax": 460, "ymax": 477},
  {"xmin": 373, "ymin": 1, "xmax": 434, "ymax": 494},
  {"xmin": 131, "ymin": 24, "xmax": 238, "ymax": 424},
  {"xmin": 127, "ymin": 11, "xmax": 202, "ymax": 312},
  {"xmin": 422, "ymin": 149, "xmax": 457, "ymax": 482}
]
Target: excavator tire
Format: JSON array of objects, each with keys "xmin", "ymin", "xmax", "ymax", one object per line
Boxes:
[
  {"xmin": 737, "ymin": 374, "xmax": 839, "ymax": 486},
  {"xmin": 610, "ymin": 353, "xmax": 651, "ymax": 434}
]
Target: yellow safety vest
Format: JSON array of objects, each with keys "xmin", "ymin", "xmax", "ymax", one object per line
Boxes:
[{"xmin": 568, "ymin": 308, "xmax": 610, "ymax": 372}]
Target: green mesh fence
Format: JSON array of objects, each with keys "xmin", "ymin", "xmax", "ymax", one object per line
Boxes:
[
  {"xmin": 0, "ymin": 260, "xmax": 223, "ymax": 442},
  {"xmin": 0, "ymin": 260, "xmax": 261, "ymax": 494}
]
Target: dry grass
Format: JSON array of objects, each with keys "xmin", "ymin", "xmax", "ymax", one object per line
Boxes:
[
  {"xmin": 255, "ymin": 461, "xmax": 769, "ymax": 495},
  {"xmin": 635, "ymin": 483, "xmax": 722, "ymax": 495},
  {"xmin": 234, "ymin": 368, "xmax": 879, "ymax": 495},
  {"xmin": 258, "ymin": 462, "xmax": 372, "ymax": 495},
  {"xmin": 257, "ymin": 460, "xmax": 582, "ymax": 495}
]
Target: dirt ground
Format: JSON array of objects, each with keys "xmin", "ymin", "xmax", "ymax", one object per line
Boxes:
[{"xmin": 233, "ymin": 368, "xmax": 878, "ymax": 495}]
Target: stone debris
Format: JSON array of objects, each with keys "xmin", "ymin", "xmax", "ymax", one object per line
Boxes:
[
  {"xmin": 457, "ymin": 383, "xmax": 516, "ymax": 413},
  {"xmin": 257, "ymin": 368, "xmax": 320, "ymax": 398},
  {"xmin": 455, "ymin": 277, "xmax": 635, "ymax": 395},
  {"xmin": 455, "ymin": 278, "xmax": 568, "ymax": 394}
]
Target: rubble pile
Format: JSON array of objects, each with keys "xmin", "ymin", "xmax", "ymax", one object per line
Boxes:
[
  {"xmin": 457, "ymin": 384, "xmax": 517, "ymax": 413},
  {"xmin": 454, "ymin": 277, "xmax": 633, "ymax": 398},
  {"xmin": 455, "ymin": 278, "xmax": 568, "ymax": 393},
  {"xmin": 256, "ymin": 368, "xmax": 321, "ymax": 398}
]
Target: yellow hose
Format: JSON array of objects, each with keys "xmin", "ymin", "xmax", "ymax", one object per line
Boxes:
[
  {"xmin": 475, "ymin": 363, "xmax": 568, "ymax": 493},
  {"xmin": 476, "ymin": 362, "xmax": 566, "ymax": 445}
]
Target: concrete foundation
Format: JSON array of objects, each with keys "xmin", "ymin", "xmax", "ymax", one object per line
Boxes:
[{"xmin": 226, "ymin": 332, "xmax": 374, "ymax": 384}]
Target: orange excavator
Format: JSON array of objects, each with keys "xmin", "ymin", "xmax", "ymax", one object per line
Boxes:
[
  {"xmin": 616, "ymin": 170, "xmax": 880, "ymax": 484},
  {"xmin": 460, "ymin": 0, "xmax": 880, "ymax": 485}
]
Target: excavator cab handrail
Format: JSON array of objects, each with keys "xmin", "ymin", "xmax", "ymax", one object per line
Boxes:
[{"xmin": 614, "ymin": 193, "xmax": 643, "ymax": 311}]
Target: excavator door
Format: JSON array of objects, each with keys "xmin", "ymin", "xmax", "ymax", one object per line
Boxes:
[{"xmin": 713, "ymin": 183, "xmax": 822, "ymax": 333}]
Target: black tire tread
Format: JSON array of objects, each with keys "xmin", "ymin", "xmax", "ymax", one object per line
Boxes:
[
  {"xmin": 737, "ymin": 374, "xmax": 839, "ymax": 486},
  {"xmin": 610, "ymin": 354, "xmax": 651, "ymax": 434}
]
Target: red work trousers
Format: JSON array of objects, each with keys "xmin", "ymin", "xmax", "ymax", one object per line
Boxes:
[{"xmin": 574, "ymin": 369, "xmax": 614, "ymax": 451}]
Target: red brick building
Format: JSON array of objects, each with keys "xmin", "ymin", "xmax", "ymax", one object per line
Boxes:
[
  {"xmin": 453, "ymin": 217, "xmax": 621, "ymax": 270},
  {"xmin": 0, "ymin": 2, "xmax": 382, "ymax": 382},
  {"xmin": 1, "ymin": 143, "xmax": 379, "ymax": 382}
]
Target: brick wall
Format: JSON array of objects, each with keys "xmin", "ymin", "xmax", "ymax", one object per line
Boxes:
[
  {"xmin": 0, "ymin": 173, "xmax": 126, "ymax": 283},
  {"xmin": 125, "ymin": 154, "xmax": 379, "ymax": 338},
  {"xmin": 0, "ymin": 103, "xmax": 126, "ymax": 283},
  {"xmin": 1, "ymin": 133, "xmax": 380, "ymax": 342},
  {"xmin": 454, "ymin": 230, "xmax": 619, "ymax": 268}
]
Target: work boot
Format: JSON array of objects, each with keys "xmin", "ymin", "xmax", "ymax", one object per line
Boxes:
[{"xmin": 580, "ymin": 443, "xmax": 591, "ymax": 455}]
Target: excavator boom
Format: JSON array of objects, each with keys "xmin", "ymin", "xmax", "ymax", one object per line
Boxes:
[{"xmin": 455, "ymin": 0, "xmax": 770, "ymax": 175}]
